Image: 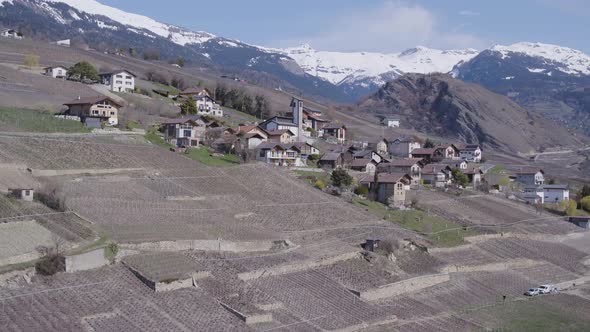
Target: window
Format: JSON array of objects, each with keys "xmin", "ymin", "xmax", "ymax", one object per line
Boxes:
[
  {"xmin": 25, "ymin": 190, "xmax": 30, "ymax": 196},
  {"xmin": 125, "ymin": 76, "xmax": 132, "ymax": 79},
  {"xmin": 110, "ymin": 111, "xmax": 115, "ymax": 115},
  {"xmin": 183, "ymin": 129, "xmax": 192, "ymax": 137},
  {"xmin": 116, "ymin": 75, "xmax": 123, "ymax": 78},
  {"xmin": 125, "ymin": 82, "xmax": 132, "ymax": 85},
  {"xmin": 116, "ymin": 80, "xmax": 122, "ymax": 84},
  {"xmin": 260, "ymin": 150, "xmax": 265, "ymax": 157}
]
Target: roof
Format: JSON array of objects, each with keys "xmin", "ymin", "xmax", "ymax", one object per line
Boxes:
[
  {"xmin": 236, "ymin": 125, "xmax": 258, "ymax": 133},
  {"xmin": 462, "ymin": 167, "xmax": 483, "ymax": 175},
  {"xmin": 439, "ymin": 159, "xmax": 465, "ymax": 166},
  {"xmin": 539, "ymin": 184, "xmax": 568, "ymax": 190},
  {"xmin": 244, "ymin": 132, "xmax": 265, "ymax": 139},
  {"xmin": 259, "ymin": 116, "xmax": 297, "ymax": 127},
  {"xmin": 353, "ymin": 150, "xmax": 373, "ymax": 158},
  {"xmin": 257, "ymin": 142, "xmax": 301, "ymax": 151},
  {"xmin": 388, "ymin": 135, "xmax": 420, "ymax": 144},
  {"xmin": 515, "ymin": 168, "xmax": 544, "ymax": 175},
  {"xmin": 98, "ymin": 69, "xmax": 137, "ymax": 77},
  {"xmin": 422, "ymin": 164, "xmax": 451, "ymax": 175},
  {"xmin": 323, "ymin": 122, "xmax": 346, "ymax": 130},
  {"xmin": 303, "ymin": 106, "xmax": 322, "ymax": 115},
  {"xmin": 63, "ymin": 95, "xmax": 122, "ymax": 107},
  {"xmin": 320, "ymin": 152, "xmax": 342, "ymax": 161},
  {"xmin": 351, "ymin": 158, "xmax": 374, "ymax": 167},
  {"xmin": 265, "ymin": 129, "xmax": 294, "ymax": 136},
  {"xmin": 159, "ymin": 117, "xmax": 203, "ymax": 125},
  {"xmin": 44, "ymin": 65, "xmax": 68, "ymax": 70},
  {"xmin": 411, "ymin": 148, "xmax": 437, "ymax": 155},
  {"xmin": 179, "ymin": 87, "xmax": 207, "ymax": 95},
  {"xmin": 386, "ymin": 158, "xmax": 424, "ymax": 167},
  {"xmin": 456, "ymin": 143, "xmax": 481, "ymax": 151},
  {"xmin": 359, "ymin": 172, "xmax": 410, "ymax": 184}
]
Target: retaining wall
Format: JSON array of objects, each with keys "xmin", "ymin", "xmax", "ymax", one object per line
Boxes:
[
  {"xmin": 359, "ymin": 274, "xmax": 450, "ymax": 301},
  {"xmin": 31, "ymin": 167, "xmax": 144, "ymax": 177},
  {"xmin": 439, "ymin": 258, "xmax": 542, "ymax": 274},
  {"xmin": 120, "ymin": 239, "xmax": 288, "ymax": 253},
  {"xmin": 219, "ymin": 302, "xmax": 273, "ymax": 325}
]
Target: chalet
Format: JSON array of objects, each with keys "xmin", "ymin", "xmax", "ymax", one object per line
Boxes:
[
  {"xmin": 350, "ymin": 159, "xmax": 377, "ymax": 174},
  {"xmin": 160, "ymin": 117, "xmax": 206, "ymax": 147},
  {"xmin": 292, "ymin": 142, "xmax": 320, "ymax": 158},
  {"xmin": 434, "ymin": 144, "xmax": 460, "ymax": 160},
  {"xmin": 378, "ymin": 158, "xmax": 424, "ymax": 185},
  {"xmin": 457, "ymin": 144, "xmax": 482, "ymax": 162},
  {"xmin": 265, "ymin": 129, "xmax": 295, "ymax": 143},
  {"xmin": 421, "ymin": 164, "xmax": 453, "ymax": 188},
  {"xmin": 43, "ymin": 66, "xmax": 68, "ymax": 79},
  {"xmin": 381, "ymin": 117, "xmax": 400, "ymax": 128},
  {"xmin": 410, "ymin": 148, "xmax": 437, "ymax": 163},
  {"xmin": 318, "ymin": 152, "xmax": 344, "ymax": 169},
  {"xmin": 0, "ymin": 29, "xmax": 22, "ymax": 39},
  {"xmin": 462, "ymin": 167, "xmax": 484, "ymax": 187},
  {"xmin": 358, "ymin": 173, "xmax": 412, "ymax": 207},
  {"xmin": 321, "ymin": 123, "xmax": 346, "ymax": 143},
  {"xmin": 99, "ymin": 69, "xmax": 136, "ymax": 92},
  {"xmin": 256, "ymin": 142, "xmax": 310, "ymax": 167},
  {"xmin": 64, "ymin": 96, "xmax": 121, "ymax": 127},
  {"xmin": 515, "ymin": 168, "xmax": 545, "ymax": 186},
  {"xmin": 388, "ymin": 136, "xmax": 422, "ymax": 158},
  {"xmin": 287, "ymin": 106, "xmax": 328, "ymax": 131},
  {"xmin": 235, "ymin": 125, "xmax": 266, "ymax": 136}
]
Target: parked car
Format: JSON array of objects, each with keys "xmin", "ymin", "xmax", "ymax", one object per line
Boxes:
[
  {"xmin": 525, "ymin": 288, "xmax": 540, "ymax": 296},
  {"xmin": 538, "ymin": 284, "xmax": 557, "ymax": 294}
]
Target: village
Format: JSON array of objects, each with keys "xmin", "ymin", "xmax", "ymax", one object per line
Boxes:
[{"xmin": 1, "ymin": 29, "xmax": 590, "ymax": 332}]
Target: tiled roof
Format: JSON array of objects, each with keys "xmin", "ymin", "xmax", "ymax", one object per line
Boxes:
[
  {"xmin": 411, "ymin": 148, "xmax": 436, "ymax": 155},
  {"xmin": 351, "ymin": 158, "xmax": 373, "ymax": 167},
  {"xmin": 98, "ymin": 69, "xmax": 137, "ymax": 77},
  {"xmin": 63, "ymin": 95, "xmax": 122, "ymax": 107},
  {"xmin": 320, "ymin": 152, "xmax": 342, "ymax": 161},
  {"xmin": 515, "ymin": 168, "xmax": 544, "ymax": 175}
]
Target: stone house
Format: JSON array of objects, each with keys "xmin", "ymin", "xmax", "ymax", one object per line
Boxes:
[
  {"xmin": 378, "ymin": 158, "xmax": 424, "ymax": 186},
  {"xmin": 421, "ymin": 164, "xmax": 453, "ymax": 188},
  {"xmin": 358, "ymin": 173, "xmax": 412, "ymax": 207},
  {"xmin": 160, "ymin": 117, "xmax": 206, "ymax": 147},
  {"xmin": 318, "ymin": 152, "xmax": 344, "ymax": 169},
  {"xmin": 321, "ymin": 123, "xmax": 346, "ymax": 143}
]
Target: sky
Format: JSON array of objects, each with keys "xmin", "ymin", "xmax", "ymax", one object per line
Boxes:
[{"xmin": 100, "ymin": 0, "xmax": 590, "ymax": 53}]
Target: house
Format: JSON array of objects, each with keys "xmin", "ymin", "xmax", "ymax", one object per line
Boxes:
[
  {"xmin": 256, "ymin": 143, "xmax": 307, "ymax": 166},
  {"xmin": 259, "ymin": 116, "xmax": 301, "ymax": 138},
  {"xmin": 515, "ymin": 168, "xmax": 545, "ymax": 186},
  {"xmin": 318, "ymin": 152, "xmax": 344, "ymax": 169},
  {"xmin": 44, "ymin": 66, "xmax": 68, "ymax": 79},
  {"xmin": 265, "ymin": 129, "xmax": 296, "ymax": 144},
  {"xmin": 321, "ymin": 123, "xmax": 346, "ymax": 143},
  {"xmin": 193, "ymin": 95, "xmax": 223, "ymax": 117},
  {"xmin": 64, "ymin": 96, "xmax": 121, "ymax": 127},
  {"xmin": 378, "ymin": 158, "xmax": 424, "ymax": 185},
  {"xmin": 457, "ymin": 144, "xmax": 483, "ymax": 162},
  {"xmin": 160, "ymin": 117, "xmax": 206, "ymax": 147},
  {"xmin": 243, "ymin": 133, "xmax": 267, "ymax": 149},
  {"xmin": 371, "ymin": 139, "xmax": 389, "ymax": 157},
  {"xmin": 462, "ymin": 167, "xmax": 484, "ymax": 187},
  {"xmin": 522, "ymin": 184, "xmax": 569, "ymax": 204},
  {"xmin": 358, "ymin": 173, "xmax": 412, "ymax": 207},
  {"xmin": 350, "ymin": 159, "xmax": 377, "ymax": 174},
  {"xmin": 439, "ymin": 159, "xmax": 468, "ymax": 170},
  {"xmin": 10, "ymin": 188, "xmax": 34, "ymax": 201},
  {"xmin": 0, "ymin": 29, "xmax": 22, "ymax": 39},
  {"xmin": 388, "ymin": 136, "xmax": 422, "ymax": 158},
  {"xmin": 568, "ymin": 216, "xmax": 590, "ymax": 229},
  {"xmin": 410, "ymin": 148, "xmax": 437, "ymax": 163},
  {"xmin": 353, "ymin": 150, "xmax": 386, "ymax": 164},
  {"xmin": 434, "ymin": 144, "xmax": 460, "ymax": 160},
  {"xmin": 178, "ymin": 87, "xmax": 210, "ymax": 98},
  {"xmin": 523, "ymin": 186, "xmax": 544, "ymax": 204},
  {"xmin": 99, "ymin": 69, "xmax": 136, "ymax": 92},
  {"xmin": 421, "ymin": 164, "xmax": 453, "ymax": 188},
  {"xmin": 381, "ymin": 118, "xmax": 400, "ymax": 128},
  {"xmin": 292, "ymin": 142, "xmax": 320, "ymax": 159}
]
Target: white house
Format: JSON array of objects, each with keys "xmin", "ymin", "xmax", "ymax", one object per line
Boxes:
[
  {"xmin": 0, "ymin": 29, "xmax": 22, "ymax": 39},
  {"xmin": 458, "ymin": 144, "xmax": 483, "ymax": 162},
  {"xmin": 160, "ymin": 117, "xmax": 206, "ymax": 148},
  {"xmin": 64, "ymin": 95, "xmax": 121, "ymax": 127},
  {"xmin": 44, "ymin": 66, "xmax": 68, "ymax": 79},
  {"xmin": 523, "ymin": 184, "xmax": 569, "ymax": 204},
  {"xmin": 515, "ymin": 168, "xmax": 545, "ymax": 186},
  {"xmin": 194, "ymin": 95, "xmax": 223, "ymax": 117},
  {"xmin": 99, "ymin": 69, "xmax": 136, "ymax": 92},
  {"xmin": 381, "ymin": 118, "xmax": 400, "ymax": 128},
  {"xmin": 259, "ymin": 116, "xmax": 301, "ymax": 138},
  {"xmin": 388, "ymin": 136, "xmax": 422, "ymax": 158}
]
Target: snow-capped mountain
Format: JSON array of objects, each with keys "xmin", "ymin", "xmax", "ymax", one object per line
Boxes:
[{"xmin": 271, "ymin": 44, "xmax": 479, "ymax": 86}]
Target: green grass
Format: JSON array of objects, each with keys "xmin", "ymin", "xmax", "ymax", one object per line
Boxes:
[
  {"xmin": 144, "ymin": 128, "xmax": 173, "ymax": 148},
  {"xmin": 152, "ymin": 82, "xmax": 180, "ymax": 95},
  {"xmin": 489, "ymin": 165, "xmax": 506, "ymax": 174},
  {"xmin": 0, "ymin": 108, "xmax": 90, "ymax": 133},
  {"xmin": 184, "ymin": 147, "xmax": 240, "ymax": 167},
  {"xmin": 125, "ymin": 121, "xmax": 141, "ymax": 130},
  {"xmin": 353, "ymin": 198, "xmax": 477, "ymax": 247},
  {"xmin": 294, "ymin": 170, "xmax": 331, "ymax": 187}
]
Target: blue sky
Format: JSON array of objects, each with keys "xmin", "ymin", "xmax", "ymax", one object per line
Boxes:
[{"xmin": 101, "ymin": 0, "xmax": 590, "ymax": 53}]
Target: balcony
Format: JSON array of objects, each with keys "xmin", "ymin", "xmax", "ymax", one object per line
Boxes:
[{"xmin": 269, "ymin": 152, "xmax": 297, "ymax": 159}]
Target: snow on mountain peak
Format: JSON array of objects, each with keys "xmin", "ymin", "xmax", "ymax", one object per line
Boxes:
[
  {"xmin": 491, "ymin": 42, "xmax": 590, "ymax": 75},
  {"xmin": 43, "ymin": 0, "xmax": 214, "ymax": 45}
]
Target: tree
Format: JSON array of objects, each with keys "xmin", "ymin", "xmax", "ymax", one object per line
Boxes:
[
  {"xmin": 424, "ymin": 138, "xmax": 435, "ymax": 148},
  {"xmin": 255, "ymin": 95, "xmax": 270, "ymax": 119},
  {"xmin": 23, "ymin": 53, "xmax": 39, "ymax": 69},
  {"xmin": 331, "ymin": 168, "xmax": 352, "ymax": 187},
  {"xmin": 451, "ymin": 168, "xmax": 469, "ymax": 187},
  {"xmin": 180, "ymin": 97, "xmax": 197, "ymax": 115},
  {"xmin": 176, "ymin": 57, "xmax": 185, "ymax": 67},
  {"xmin": 171, "ymin": 77, "xmax": 186, "ymax": 90},
  {"xmin": 581, "ymin": 196, "xmax": 590, "ymax": 212},
  {"xmin": 68, "ymin": 61, "xmax": 99, "ymax": 81},
  {"xmin": 564, "ymin": 200, "xmax": 578, "ymax": 216},
  {"xmin": 145, "ymin": 70, "xmax": 169, "ymax": 85},
  {"xmin": 579, "ymin": 185, "xmax": 590, "ymax": 200}
]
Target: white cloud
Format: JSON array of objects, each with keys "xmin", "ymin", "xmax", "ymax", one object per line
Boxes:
[
  {"xmin": 283, "ymin": 1, "xmax": 485, "ymax": 52},
  {"xmin": 459, "ymin": 10, "xmax": 480, "ymax": 16}
]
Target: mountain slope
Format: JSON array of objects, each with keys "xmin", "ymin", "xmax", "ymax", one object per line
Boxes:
[
  {"xmin": 453, "ymin": 42, "xmax": 590, "ymax": 134},
  {"xmin": 358, "ymin": 73, "xmax": 584, "ymax": 153}
]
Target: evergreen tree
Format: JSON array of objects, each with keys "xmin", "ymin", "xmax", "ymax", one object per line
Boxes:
[
  {"xmin": 424, "ymin": 138, "xmax": 435, "ymax": 148},
  {"xmin": 331, "ymin": 168, "xmax": 353, "ymax": 187},
  {"xmin": 180, "ymin": 97, "xmax": 198, "ymax": 115}
]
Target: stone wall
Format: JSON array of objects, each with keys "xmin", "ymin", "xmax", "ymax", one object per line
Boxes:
[
  {"xmin": 120, "ymin": 239, "xmax": 288, "ymax": 253},
  {"xmin": 359, "ymin": 274, "xmax": 450, "ymax": 301},
  {"xmin": 31, "ymin": 167, "xmax": 144, "ymax": 177},
  {"xmin": 64, "ymin": 248, "xmax": 109, "ymax": 272}
]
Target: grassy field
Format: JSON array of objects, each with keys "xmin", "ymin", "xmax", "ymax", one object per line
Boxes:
[
  {"xmin": 294, "ymin": 170, "xmax": 331, "ymax": 188},
  {"xmin": 144, "ymin": 127, "xmax": 173, "ymax": 148},
  {"xmin": 353, "ymin": 198, "xmax": 477, "ymax": 247},
  {"xmin": 0, "ymin": 108, "xmax": 90, "ymax": 133},
  {"xmin": 184, "ymin": 147, "xmax": 240, "ymax": 167}
]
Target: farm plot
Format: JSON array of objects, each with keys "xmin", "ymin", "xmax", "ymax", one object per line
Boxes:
[
  {"xmin": 417, "ymin": 190, "xmax": 576, "ymax": 234},
  {"xmin": 314, "ymin": 258, "xmax": 400, "ymax": 291},
  {"xmin": 0, "ymin": 220, "xmax": 54, "ymax": 263},
  {"xmin": 252, "ymin": 269, "xmax": 392, "ymax": 330},
  {"xmin": 0, "ymin": 265, "xmax": 249, "ymax": 332},
  {"xmin": 477, "ymin": 238, "xmax": 587, "ymax": 273}
]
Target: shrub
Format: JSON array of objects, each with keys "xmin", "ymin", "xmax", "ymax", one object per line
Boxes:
[
  {"xmin": 35, "ymin": 255, "xmax": 64, "ymax": 276},
  {"xmin": 354, "ymin": 186, "xmax": 369, "ymax": 196},
  {"xmin": 558, "ymin": 200, "xmax": 578, "ymax": 216},
  {"xmin": 23, "ymin": 53, "xmax": 39, "ymax": 68},
  {"xmin": 104, "ymin": 243, "xmax": 119, "ymax": 264},
  {"xmin": 451, "ymin": 168, "xmax": 469, "ymax": 187},
  {"xmin": 68, "ymin": 61, "xmax": 99, "ymax": 81},
  {"xmin": 581, "ymin": 196, "xmax": 590, "ymax": 212},
  {"xmin": 331, "ymin": 168, "xmax": 352, "ymax": 187},
  {"xmin": 314, "ymin": 179, "xmax": 325, "ymax": 190},
  {"xmin": 180, "ymin": 97, "xmax": 197, "ymax": 115}
]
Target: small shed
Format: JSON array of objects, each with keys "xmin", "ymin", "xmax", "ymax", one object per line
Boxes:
[
  {"xmin": 11, "ymin": 188, "xmax": 34, "ymax": 201},
  {"xmin": 569, "ymin": 216, "xmax": 590, "ymax": 229},
  {"xmin": 362, "ymin": 239, "xmax": 381, "ymax": 252}
]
